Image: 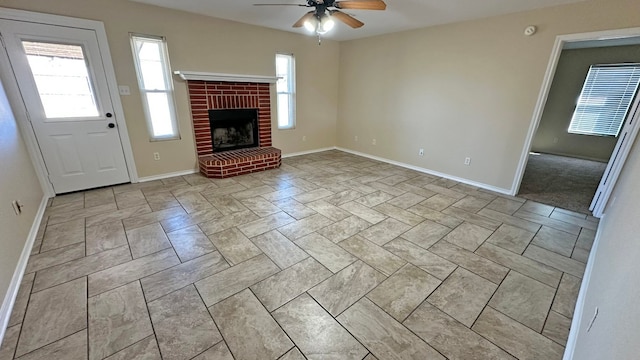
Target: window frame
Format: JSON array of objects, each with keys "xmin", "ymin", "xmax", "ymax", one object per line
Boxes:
[
  {"xmin": 568, "ymin": 63, "xmax": 640, "ymax": 138},
  {"xmin": 130, "ymin": 33, "xmax": 180, "ymax": 141},
  {"xmin": 275, "ymin": 53, "xmax": 296, "ymax": 130}
]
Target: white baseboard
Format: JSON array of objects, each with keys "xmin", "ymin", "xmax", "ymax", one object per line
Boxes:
[
  {"xmin": 562, "ymin": 214, "xmax": 604, "ymax": 360},
  {"xmin": 335, "ymin": 147, "xmax": 512, "ymax": 195},
  {"xmin": 137, "ymin": 169, "xmax": 198, "ymax": 183},
  {"xmin": 281, "ymin": 147, "xmax": 337, "ymax": 159},
  {"xmin": 0, "ymin": 195, "xmax": 48, "ymax": 345}
]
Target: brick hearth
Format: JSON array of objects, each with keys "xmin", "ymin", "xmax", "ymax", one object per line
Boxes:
[{"xmin": 186, "ymin": 80, "xmax": 281, "ymax": 178}]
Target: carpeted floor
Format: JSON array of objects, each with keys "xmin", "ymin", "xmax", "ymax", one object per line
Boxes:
[{"xmin": 518, "ymin": 153, "xmax": 608, "ymax": 215}]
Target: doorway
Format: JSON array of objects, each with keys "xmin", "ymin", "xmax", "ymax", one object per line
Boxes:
[
  {"xmin": 0, "ymin": 8, "xmax": 137, "ymax": 195},
  {"xmin": 513, "ymin": 28, "xmax": 640, "ymax": 217}
]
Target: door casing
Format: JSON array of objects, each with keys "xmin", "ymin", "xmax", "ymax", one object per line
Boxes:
[{"xmin": 0, "ymin": 7, "xmax": 138, "ymax": 197}]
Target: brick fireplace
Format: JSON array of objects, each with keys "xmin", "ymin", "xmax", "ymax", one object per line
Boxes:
[{"xmin": 182, "ymin": 73, "xmax": 281, "ymax": 178}]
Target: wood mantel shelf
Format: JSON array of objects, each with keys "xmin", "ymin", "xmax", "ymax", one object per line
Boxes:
[{"xmin": 174, "ymin": 71, "xmax": 277, "ymax": 84}]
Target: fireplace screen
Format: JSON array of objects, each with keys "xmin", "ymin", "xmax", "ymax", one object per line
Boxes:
[{"xmin": 209, "ymin": 108, "xmax": 259, "ymax": 152}]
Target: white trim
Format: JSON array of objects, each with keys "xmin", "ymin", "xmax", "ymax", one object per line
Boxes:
[
  {"xmin": 563, "ymin": 214, "xmax": 605, "ymax": 360},
  {"xmin": 336, "ymin": 147, "xmax": 512, "ymax": 195},
  {"xmin": 0, "ymin": 7, "xmax": 139, "ymax": 188},
  {"xmin": 281, "ymin": 147, "xmax": 336, "ymax": 158},
  {"xmin": 138, "ymin": 168, "xmax": 198, "ymax": 182},
  {"xmin": 513, "ymin": 26, "xmax": 640, "ymax": 197},
  {"xmin": 174, "ymin": 71, "xmax": 277, "ymax": 84},
  {"xmin": 0, "ymin": 195, "xmax": 48, "ymax": 345}
]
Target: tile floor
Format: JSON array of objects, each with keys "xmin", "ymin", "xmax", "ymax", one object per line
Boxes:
[{"xmin": 0, "ymin": 150, "xmax": 597, "ymax": 360}]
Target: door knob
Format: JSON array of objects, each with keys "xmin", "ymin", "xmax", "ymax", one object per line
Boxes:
[
  {"xmin": 108, "ymin": 123, "xmax": 115, "ymax": 129},
  {"xmin": 106, "ymin": 112, "xmax": 113, "ymax": 118}
]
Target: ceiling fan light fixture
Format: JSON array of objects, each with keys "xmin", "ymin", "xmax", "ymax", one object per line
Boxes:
[
  {"xmin": 303, "ymin": 17, "xmax": 317, "ymax": 32},
  {"xmin": 319, "ymin": 14, "xmax": 335, "ymax": 33}
]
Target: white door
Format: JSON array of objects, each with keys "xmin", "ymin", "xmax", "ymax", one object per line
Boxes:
[
  {"xmin": 590, "ymin": 89, "xmax": 640, "ymax": 217},
  {"xmin": 0, "ymin": 19, "xmax": 130, "ymax": 194}
]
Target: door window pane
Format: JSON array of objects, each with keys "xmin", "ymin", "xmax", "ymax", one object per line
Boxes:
[{"xmin": 22, "ymin": 41, "xmax": 99, "ymax": 118}]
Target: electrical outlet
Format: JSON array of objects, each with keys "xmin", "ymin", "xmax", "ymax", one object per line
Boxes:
[
  {"xmin": 118, "ymin": 85, "xmax": 131, "ymax": 96},
  {"xmin": 302, "ymin": 135, "xmax": 307, "ymax": 142},
  {"xmin": 372, "ymin": 139, "xmax": 377, "ymax": 146},
  {"xmin": 153, "ymin": 152, "xmax": 160, "ymax": 161},
  {"xmin": 464, "ymin": 157, "xmax": 471, "ymax": 165},
  {"xmin": 354, "ymin": 135, "xmax": 358, "ymax": 142},
  {"xmin": 419, "ymin": 148, "xmax": 424, "ymax": 156}
]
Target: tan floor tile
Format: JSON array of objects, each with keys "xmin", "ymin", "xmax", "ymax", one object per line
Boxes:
[
  {"xmin": 127, "ymin": 223, "xmax": 172, "ymax": 259},
  {"xmin": 84, "ymin": 188, "xmax": 115, "ymax": 208},
  {"xmin": 251, "ymin": 257, "xmax": 331, "ymax": 311},
  {"xmin": 271, "ymin": 198, "xmax": 317, "ymax": 220},
  {"xmin": 33, "ymin": 245, "xmax": 132, "ymax": 292},
  {"xmin": 489, "ymin": 271, "xmax": 555, "ymax": 332},
  {"xmin": 514, "ymin": 209, "xmax": 581, "ymax": 235},
  {"xmin": 159, "ymin": 208, "xmax": 223, "ymax": 233},
  {"xmin": 166, "ymin": 225, "xmax": 216, "ymax": 262},
  {"xmin": 89, "ymin": 282, "xmax": 153, "ymax": 360},
  {"xmin": 191, "ymin": 342, "xmax": 233, "ymax": 360},
  {"xmin": 520, "ymin": 200, "xmax": 555, "ymax": 217},
  {"xmin": 543, "ymin": 311, "xmax": 571, "ymax": 346},
  {"xmin": 429, "ymin": 240, "xmax": 508, "ymax": 284},
  {"xmin": 40, "ymin": 218, "xmax": 85, "ymax": 252},
  {"xmin": 367, "ymin": 264, "xmax": 441, "ymax": 321},
  {"xmin": 476, "ymin": 243, "xmax": 562, "ymax": 287},
  {"xmin": 337, "ymin": 298, "xmax": 445, "ymax": 360},
  {"xmin": 86, "ymin": 221, "xmax": 128, "ymax": 255},
  {"xmin": 339, "ymin": 235, "xmax": 406, "ymax": 276},
  {"xmin": 486, "ymin": 224, "xmax": 535, "ymax": 254},
  {"xmin": 308, "ymin": 261, "xmax": 386, "ymax": 316},
  {"xmin": 16, "ymin": 278, "xmax": 87, "ymax": 357},
  {"xmin": 358, "ymin": 218, "xmax": 411, "ymax": 246},
  {"xmin": 387, "ymin": 192, "xmax": 427, "ymax": 209},
  {"xmin": 260, "ymin": 186, "xmax": 306, "ymax": 202},
  {"xmin": 278, "ymin": 214, "xmax": 334, "ymax": 240},
  {"xmin": 406, "ymin": 204, "xmax": 463, "ymax": 228},
  {"xmin": 477, "ymin": 208, "xmax": 542, "ymax": 233},
  {"xmin": 0, "ymin": 324, "xmax": 20, "ymax": 360},
  {"xmin": 524, "ymin": 245, "xmax": 586, "ymax": 278},
  {"xmin": 26, "ymin": 243, "xmax": 85, "ymax": 274},
  {"xmin": 324, "ymin": 189, "xmax": 365, "ymax": 206},
  {"xmin": 442, "ymin": 207, "xmax": 501, "ymax": 231},
  {"xmin": 571, "ymin": 247, "xmax": 590, "ymax": 263},
  {"xmin": 210, "ymin": 289, "xmax": 293, "ymax": 360},
  {"xmin": 279, "ymin": 348, "xmax": 305, "ymax": 360},
  {"xmin": 373, "ymin": 203, "xmax": 424, "ymax": 226},
  {"xmin": 340, "ymin": 202, "xmax": 387, "ymax": 224},
  {"xmin": 206, "ymin": 194, "xmax": 248, "ymax": 215},
  {"xmin": 103, "ymin": 336, "xmax": 161, "ymax": 360},
  {"xmin": 251, "ymin": 230, "xmax": 309, "ymax": 269},
  {"xmin": 86, "ymin": 205, "xmax": 152, "ymax": 227},
  {"xmin": 175, "ymin": 192, "xmax": 213, "ymax": 213},
  {"xmin": 369, "ymin": 181, "xmax": 408, "ymax": 196},
  {"xmin": 145, "ymin": 191, "xmax": 180, "ymax": 212},
  {"xmin": 148, "ymin": 285, "xmax": 221, "ymax": 360},
  {"xmin": 452, "ymin": 195, "xmax": 491, "ymax": 213},
  {"xmin": 47, "ymin": 203, "xmax": 117, "ymax": 226},
  {"xmin": 472, "ymin": 307, "xmax": 564, "ymax": 360},
  {"xmin": 240, "ymin": 197, "xmax": 281, "ymax": 217},
  {"xmin": 404, "ymin": 303, "xmax": 516, "ymax": 360},
  {"xmin": 531, "ymin": 226, "xmax": 578, "ymax": 257},
  {"xmin": 354, "ymin": 191, "xmax": 395, "ymax": 207},
  {"xmin": 316, "ymin": 215, "xmax": 371, "ymax": 243},
  {"xmin": 274, "ymin": 293, "xmax": 368, "ymax": 359},
  {"xmin": 442, "ymin": 222, "xmax": 493, "ymax": 252},
  {"xmin": 383, "ymin": 239, "xmax": 456, "ymax": 280},
  {"xmin": 400, "ymin": 220, "xmax": 451, "ymax": 249},
  {"xmin": 195, "ymin": 254, "xmax": 279, "ymax": 306},
  {"xmin": 15, "ymin": 330, "xmax": 87, "ymax": 360},
  {"xmin": 88, "ymin": 248, "xmax": 180, "ymax": 297},
  {"xmin": 198, "ymin": 209, "xmax": 259, "ymax": 235},
  {"xmin": 576, "ymin": 228, "xmax": 596, "ymax": 251},
  {"xmin": 296, "ymin": 233, "xmax": 357, "ymax": 273},
  {"xmin": 237, "ymin": 211, "xmax": 295, "ymax": 238},
  {"xmin": 122, "ymin": 206, "xmax": 186, "ymax": 231},
  {"xmin": 421, "ymin": 193, "xmax": 457, "ymax": 211},
  {"xmin": 231, "ymin": 185, "xmax": 276, "ymax": 200},
  {"xmin": 485, "ymin": 197, "xmax": 524, "ymax": 215},
  {"xmin": 292, "ymin": 188, "xmax": 334, "ymax": 203},
  {"xmin": 208, "ymin": 227, "xmax": 262, "ymax": 265},
  {"xmin": 141, "ymin": 251, "xmax": 229, "ymax": 301},
  {"xmin": 552, "ymin": 273, "xmax": 582, "ymax": 317},
  {"xmin": 115, "ymin": 190, "xmax": 148, "ymax": 210},
  {"xmin": 306, "ymin": 200, "xmax": 352, "ymax": 221},
  {"xmin": 427, "ymin": 267, "xmax": 497, "ymax": 327}
]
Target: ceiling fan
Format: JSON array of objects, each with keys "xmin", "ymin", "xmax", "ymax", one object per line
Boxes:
[{"xmin": 254, "ymin": 0, "xmax": 386, "ymax": 39}]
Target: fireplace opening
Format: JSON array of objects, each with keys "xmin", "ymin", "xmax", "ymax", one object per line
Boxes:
[{"xmin": 208, "ymin": 108, "xmax": 259, "ymax": 152}]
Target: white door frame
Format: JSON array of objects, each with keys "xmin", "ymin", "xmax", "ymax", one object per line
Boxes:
[
  {"xmin": 0, "ymin": 7, "xmax": 138, "ymax": 197},
  {"xmin": 512, "ymin": 26, "xmax": 640, "ymax": 213}
]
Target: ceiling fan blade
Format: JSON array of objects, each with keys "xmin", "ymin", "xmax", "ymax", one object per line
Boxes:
[
  {"xmin": 253, "ymin": 3, "xmax": 309, "ymax": 6},
  {"xmin": 293, "ymin": 12, "xmax": 315, "ymax": 28},
  {"xmin": 332, "ymin": 10, "xmax": 364, "ymax": 28},
  {"xmin": 334, "ymin": 0, "xmax": 386, "ymax": 10}
]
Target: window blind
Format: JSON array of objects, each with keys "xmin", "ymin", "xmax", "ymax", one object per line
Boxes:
[{"xmin": 568, "ymin": 64, "xmax": 640, "ymax": 137}]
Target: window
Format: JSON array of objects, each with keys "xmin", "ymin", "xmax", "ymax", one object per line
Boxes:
[
  {"xmin": 568, "ymin": 64, "xmax": 640, "ymax": 137},
  {"xmin": 276, "ymin": 53, "xmax": 296, "ymax": 129},
  {"xmin": 131, "ymin": 34, "xmax": 179, "ymax": 140}
]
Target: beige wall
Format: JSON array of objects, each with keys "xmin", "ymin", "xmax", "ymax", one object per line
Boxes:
[
  {"xmin": 0, "ymin": 0, "xmax": 340, "ymax": 178},
  {"xmin": 337, "ymin": 0, "xmax": 640, "ymax": 191},
  {"xmin": 531, "ymin": 45, "xmax": 640, "ymax": 162},
  {"xmin": 0, "ymin": 79, "xmax": 43, "ymax": 316},
  {"xmin": 571, "ymin": 130, "xmax": 640, "ymax": 358}
]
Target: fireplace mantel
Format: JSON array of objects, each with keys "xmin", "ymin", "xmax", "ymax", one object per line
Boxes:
[{"xmin": 174, "ymin": 70, "xmax": 277, "ymax": 84}]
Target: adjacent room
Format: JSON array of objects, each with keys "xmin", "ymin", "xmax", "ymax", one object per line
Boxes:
[{"xmin": 1, "ymin": 0, "xmax": 640, "ymax": 359}]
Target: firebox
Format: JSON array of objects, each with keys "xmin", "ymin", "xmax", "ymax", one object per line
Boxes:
[{"xmin": 208, "ymin": 108, "xmax": 259, "ymax": 152}]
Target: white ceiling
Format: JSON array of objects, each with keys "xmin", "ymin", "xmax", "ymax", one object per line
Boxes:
[{"xmin": 129, "ymin": 0, "xmax": 587, "ymax": 41}]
